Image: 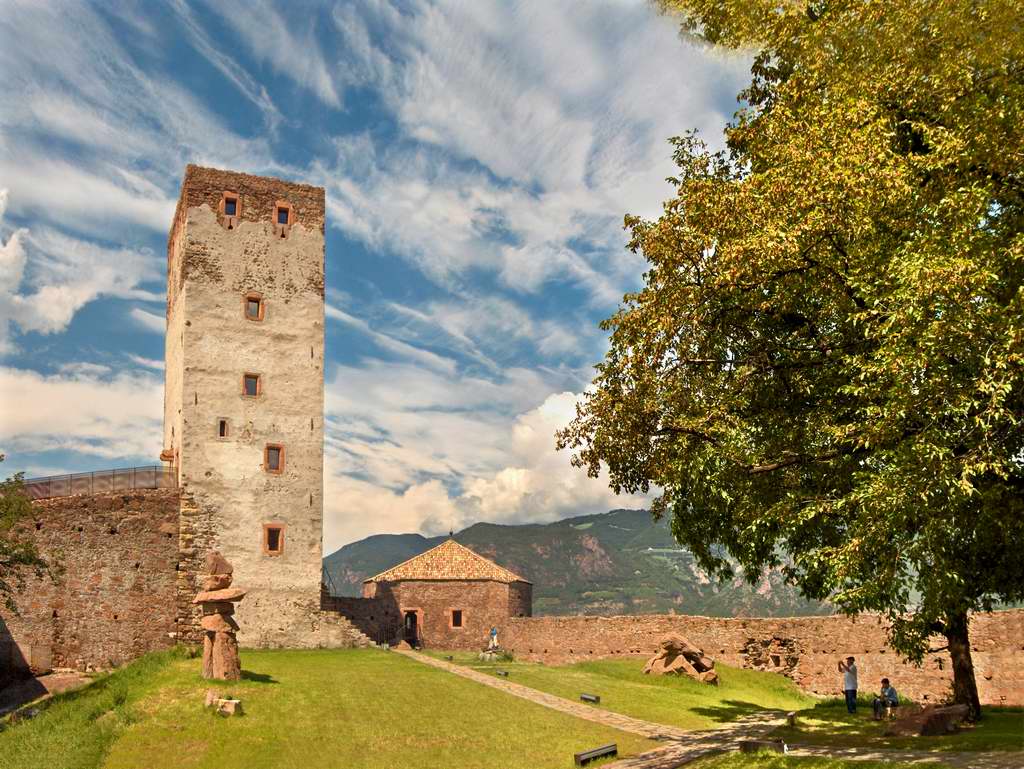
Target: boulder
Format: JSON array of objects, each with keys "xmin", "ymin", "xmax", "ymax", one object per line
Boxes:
[
  {"xmin": 201, "ymin": 613, "xmax": 240, "ymax": 633},
  {"xmin": 200, "ymin": 601, "xmax": 235, "ymax": 616},
  {"xmin": 202, "ymin": 574, "xmax": 233, "ymax": 591},
  {"xmin": 193, "ymin": 587, "xmax": 247, "ymax": 604},
  {"xmin": 204, "ymin": 551, "xmax": 233, "ymax": 576},
  {"xmin": 884, "ymin": 704, "xmax": 970, "ymax": 737},
  {"xmin": 643, "ymin": 633, "xmax": 718, "ymax": 685}
]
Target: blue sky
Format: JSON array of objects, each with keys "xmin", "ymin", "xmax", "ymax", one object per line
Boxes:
[{"xmin": 0, "ymin": 1, "xmax": 747, "ymax": 550}]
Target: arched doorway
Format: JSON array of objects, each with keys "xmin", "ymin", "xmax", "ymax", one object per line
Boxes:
[{"xmin": 403, "ymin": 610, "xmax": 418, "ymax": 646}]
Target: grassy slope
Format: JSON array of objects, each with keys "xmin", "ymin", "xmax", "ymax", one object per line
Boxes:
[
  {"xmin": 425, "ymin": 653, "xmax": 814, "ymax": 730},
  {"xmin": 0, "ymin": 648, "xmax": 653, "ymax": 769},
  {"xmin": 774, "ymin": 698, "xmax": 1024, "ymax": 752}
]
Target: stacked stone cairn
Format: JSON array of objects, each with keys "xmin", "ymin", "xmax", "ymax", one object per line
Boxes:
[
  {"xmin": 642, "ymin": 633, "xmax": 719, "ymax": 685},
  {"xmin": 193, "ymin": 551, "xmax": 246, "ymax": 680}
]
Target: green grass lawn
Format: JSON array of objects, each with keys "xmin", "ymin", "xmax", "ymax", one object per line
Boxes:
[
  {"xmin": 423, "ymin": 651, "xmax": 814, "ymax": 730},
  {"xmin": 686, "ymin": 753, "xmax": 954, "ymax": 769},
  {"xmin": 0, "ymin": 647, "xmax": 654, "ymax": 769},
  {"xmin": 774, "ymin": 698, "xmax": 1024, "ymax": 753}
]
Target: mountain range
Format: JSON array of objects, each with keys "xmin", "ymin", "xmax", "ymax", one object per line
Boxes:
[{"xmin": 322, "ymin": 508, "xmax": 832, "ymax": 617}]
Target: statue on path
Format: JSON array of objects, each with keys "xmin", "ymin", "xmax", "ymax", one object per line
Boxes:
[{"xmin": 193, "ymin": 551, "xmax": 246, "ymax": 680}]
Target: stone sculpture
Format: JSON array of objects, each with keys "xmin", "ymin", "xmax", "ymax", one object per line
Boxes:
[
  {"xmin": 642, "ymin": 633, "xmax": 719, "ymax": 685},
  {"xmin": 193, "ymin": 551, "xmax": 246, "ymax": 680}
]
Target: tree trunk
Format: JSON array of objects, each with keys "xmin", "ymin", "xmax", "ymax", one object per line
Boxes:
[{"xmin": 945, "ymin": 610, "xmax": 981, "ymax": 721}]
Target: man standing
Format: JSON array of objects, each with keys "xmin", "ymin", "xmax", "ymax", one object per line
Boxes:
[
  {"xmin": 488, "ymin": 626, "xmax": 499, "ymax": 650},
  {"xmin": 838, "ymin": 656, "xmax": 858, "ymax": 714}
]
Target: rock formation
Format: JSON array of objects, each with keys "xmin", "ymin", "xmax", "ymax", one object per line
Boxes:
[
  {"xmin": 643, "ymin": 633, "xmax": 719, "ymax": 685},
  {"xmin": 884, "ymin": 703, "xmax": 970, "ymax": 737},
  {"xmin": 193, "ymin": 552, "xmax": 246, "ymax": 680}
]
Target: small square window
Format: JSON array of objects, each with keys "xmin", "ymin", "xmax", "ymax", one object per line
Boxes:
[
  {"xmin": 263, "ymin": 523, "xmax": 285, "ymax": 555},
  {"xmin": 224, "ymin": 198, "xmax": 237, "ymax": 216},
  {"xmin": 243, "ymin": 373, "xmax": 260, "ymax": 397},
  {"xmin": 218, "ymin": 419, "xmax": 229, "ymax": 438},
  {"xmin": 264, "ymin": 444, "xmax": 284, "ymax": 473},
  {"xmin": 245, "ymin": 295, "xmax": 263, "ymax": 320},
  {"xmin": 277, "ymin": 207, "xmax": 289, "ymax": 225},
  {"xmin": 451, "ymin": 609, "xmax": 463, "ymax": 628}
]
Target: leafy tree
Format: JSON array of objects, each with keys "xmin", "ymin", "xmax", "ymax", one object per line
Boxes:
[
  {"xmin": 0, "ymin": 454, "xmax": 49, "ymax": 612},
  {"xmin": 558, "ymin": 0, "xmax": 1024, "ymax": 718}
]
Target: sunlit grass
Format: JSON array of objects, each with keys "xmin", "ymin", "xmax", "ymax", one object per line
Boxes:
[
  {"xmin": 423, "ymin": 651, "xmax": 814, "ymax": 730},
  {"xmin": 0, "ymin": 648, "xmax": 654, "ymax": 769}
]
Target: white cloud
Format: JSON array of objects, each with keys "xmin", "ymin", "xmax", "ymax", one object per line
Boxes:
[
  {"xmin": 323, "ymin": 387, "xmax": 649, "ymax": 551},
  {"xmin": 130, "ymin": 307, "xmax": 166, "ymax": 335},
  {"xmin": 126, "ymin": 354, "xmax": 165, "ymax": 370},
  {"xmin": 319, "ymin": 0, "xmax": 748, "ymax": 307},
  {"xmin": 0, "ymin": 191, "xmax": 162, "ymax": 354},
  {"xmin": 208, "ymin": 0, "xmax": 343, "ymax": 108},
  {"xmin": 0, "ymin": 365, "xmax": 163, "ymax": 465}
]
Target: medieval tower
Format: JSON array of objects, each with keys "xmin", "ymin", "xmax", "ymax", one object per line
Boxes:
[{"xmin": 163, "ymin": 165, "xmax": 326, "ymax": 646}]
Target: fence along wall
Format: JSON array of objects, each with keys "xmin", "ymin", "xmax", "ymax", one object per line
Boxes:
[
  {"xmin": 0, "ymin": 489, "xmax": 181, "ymax": 676},
  {"xmin": 503, "ymin": 611, "xmax": 1024, "ymax": 706}
]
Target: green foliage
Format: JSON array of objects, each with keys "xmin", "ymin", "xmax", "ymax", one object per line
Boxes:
[
  {"xmin": 0, "ymin": 648, "xmax": 654, "ymax": 769},
  {"xmin": 425, "ymin": 652, "xmax": 814, "ymax": 731},
  {"xmin": 0, "ymin": 456, "xmax": 49, "ymax": 613},
  {"xmin": 558, "ymin": 0, "xmax": 1024, "ymax": 709}
]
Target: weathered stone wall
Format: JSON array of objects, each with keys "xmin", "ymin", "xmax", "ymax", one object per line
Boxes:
[
  {"xmin": 0, "ymin": 490, "xmax": 180, "ymax": 676},
  {"xmin": 503, "ymin": 611, "xmax": 1024, "ymax": 706},
  {"xmin": 509, "ymin": 582, "xmax": 533, "ymax": 618},
  {"xmin": 165, "ymin": 165, "xmax": 327, "ymax": 647}
]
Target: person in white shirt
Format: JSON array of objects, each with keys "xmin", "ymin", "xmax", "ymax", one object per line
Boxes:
[{"xmin": 838, "ymin": 656, "xmax": 858, "ymax": 714}]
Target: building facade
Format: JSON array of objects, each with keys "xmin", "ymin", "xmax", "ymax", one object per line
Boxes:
[
  {"xmin": 164, "ymin": 165, "xmax": 327, "ymax": 647},
  {"xmin": 352, "ymin": 539, "xmax": 533, "ymax": 649}
]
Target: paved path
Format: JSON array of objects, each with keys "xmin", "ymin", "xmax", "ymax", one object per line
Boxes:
[{"xmin": 395, "ymin": 650, "xmax": 1023, "ymax": 769}]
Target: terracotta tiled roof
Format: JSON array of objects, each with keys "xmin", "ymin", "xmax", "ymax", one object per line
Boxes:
[{"xmin": 365, "ymin": 539, "xmax": 530, "ymax": 584}]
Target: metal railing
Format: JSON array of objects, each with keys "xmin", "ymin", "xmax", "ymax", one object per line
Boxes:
[{"xmin": 22, "ymin": 465, "xmax": 177, "ymax": 500}]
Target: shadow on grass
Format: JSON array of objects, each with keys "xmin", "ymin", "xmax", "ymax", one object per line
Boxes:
[
  {"xmin": 240, "ymin": 671, "xmax": 278, "ymax": 684},
  {"xmin": 689, "ymin": 699, "xmax": 767, "ymax": 723}
]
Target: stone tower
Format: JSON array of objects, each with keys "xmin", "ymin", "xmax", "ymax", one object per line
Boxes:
[{"xmin": 164, "ymin": 165, "xmax": 325, "ymax": 647}]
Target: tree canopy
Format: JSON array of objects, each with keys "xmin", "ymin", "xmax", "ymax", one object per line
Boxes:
[
  {"xmin": 0, "ymin": 454, "xmax": 49, "ymax": 613},
  {"xmin": 558, "ymin": 0, "xmax": 1024, "ymax": 716}
]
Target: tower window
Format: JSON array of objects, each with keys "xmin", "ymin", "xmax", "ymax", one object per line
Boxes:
[
  {"xmin": 244, "ymin": 292, "xmax": 264, "ymax": 321},
  {"xmin": 224, "ymin": 198, "xmax": 237, "ymax": 216},
  {"xmin": 264, "ymin": 443, "xmax": 284, "ymax": 474},
  {"xmin": 273, "ymin": 200, "xmax": 293, "ymax": 238},
  {"xmin": 263, "ymin": 523, "xmax": 285, "ymax": 555},
  {"xmin": 277, "ymin": 207, "xmax": 289, "ymax": 225},
  {"xmin": 451, "ymin": 609, "xmax": 463, "ymax": 628},
  {"xmin": 243, "ymin": 373, "xmax": 261, "ymax": 397},
  {"xmin": 217, "ymin": 418, "xmax": 229, "ymax": 438}
]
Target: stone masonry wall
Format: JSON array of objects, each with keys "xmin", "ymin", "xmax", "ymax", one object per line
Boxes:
[
  {"xmin": 0, "ymin": 490, "xmax": 180, "ymax": 676},
  {"xmin": 166, "ymin": 165, "xmax": 327, "ymax": 648},
  {"xmin": 503, "ymin": 610, "xmax": 1024, "ymax": 706}
]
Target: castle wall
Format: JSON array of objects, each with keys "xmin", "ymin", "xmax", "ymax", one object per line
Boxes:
[
  {"xmin": 0, "ymin": 490, "xmax": 180, "ymax": 677},
  {"xmin": 503, "ymin": 610, "xmax": 1024, "ymax": 706},
  {"xmin": 166, "ymin": 166, "xmax": 326, "ymax": 647}
]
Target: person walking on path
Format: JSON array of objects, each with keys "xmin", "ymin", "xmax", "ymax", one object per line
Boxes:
[{"xmin": 838, "ymin": 656, "xmax": 858, "ymax": 714}]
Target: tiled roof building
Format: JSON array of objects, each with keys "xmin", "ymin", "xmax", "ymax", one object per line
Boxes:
[
  {"xmin": 358, "ymin": 539, "xmax": 532, "ymax": 649},
  {"xmin": 365, "ymin": 539, "xmax": 530, "ymax": 585}
]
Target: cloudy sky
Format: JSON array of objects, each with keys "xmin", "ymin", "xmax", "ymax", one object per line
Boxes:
[{"xmin": 0, "ymin": 1, "xmax": 747, "ymax": 551}]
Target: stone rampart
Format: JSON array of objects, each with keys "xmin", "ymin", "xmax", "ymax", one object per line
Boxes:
[
  {"xmin": 1, "ymin": 490, "xmax": 181, "ymax": 675},
  {"xmin": 503, "ymin": 611, "xmax": 1024, "ymax": 706}
]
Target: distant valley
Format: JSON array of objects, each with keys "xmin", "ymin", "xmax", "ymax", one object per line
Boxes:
[{"xmin": 323, "ymin": 508, "xmax": 831, "ymax": 617}]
